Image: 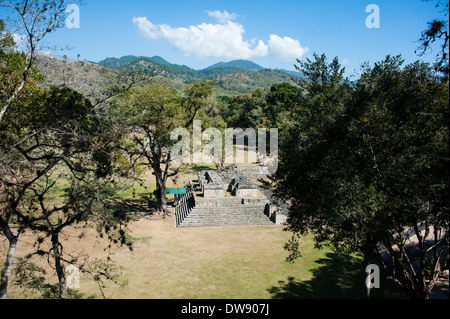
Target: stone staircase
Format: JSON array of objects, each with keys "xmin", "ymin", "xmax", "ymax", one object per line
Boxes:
[
  {"xmin": 179, "ymin": 206, "xmax": 274, "ymax": 228},
  {"xmin": 175, "ymin": 184, "xmax": 275, "ymax": 228},
  {"xmin": 174, "ymin": 184, "xmax": 196, "ymax": 227}
]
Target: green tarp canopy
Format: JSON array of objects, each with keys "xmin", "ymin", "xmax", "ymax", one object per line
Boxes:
[{"xmin": 167, "ymin": 187, "xmax": 187, "ymax": 195}]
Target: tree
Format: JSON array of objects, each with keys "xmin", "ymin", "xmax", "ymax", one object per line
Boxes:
[
  {"xmin": 354, "ymin": 56, "xmax": 449, "ymax": 298},
  {"xmin": 0, "ymin": 88, "xmax": 137, "ymax": 298},
  {"xmin": 267, "ymin": 82, "xmax": 301, "ymax": 107},
  {"xmin": 119, "ymin": 82, "xmax": 182, "ymax": 217},
  {"xmin": 270, "ymin": 53, "xmax": 449, "ymax": 299},
  {"xmin": 226, "ymin": 88, "xmax": 268, "ymax": 128},
  {"xmin": 184, "ymin": 82, "xmax": 227, "ymax": 169},
  {"xmin": 0, "ymin": 82, "xmax": 137, "ymax": 299},
  {"xmin": 182, "ymin": 79, "xmax": 217, "ymax": 127},
  {"xmin": 114, "ymin": 80, "xmax": 216, "ymax": 217},
  {"xmin": 0, "ymin": 0, "xmax": 77, "ymax": 123},
  {"xmin": 0, "ymin": 46, "xmax": 45, "ymax": 298},
  {"xmin": 416, "ymin": 0, "xmax": 449, "ymax": 75},
  {"xmin": 265, "ymin": 82, "xmax": 301, "ymax": 127},
  {"xmin": 1, "ymin": 13, "xmax": 144, "ymax": 297},
  {"xmin": 0, "ymin": 19, "xmax": 15, "ymax": 59}
]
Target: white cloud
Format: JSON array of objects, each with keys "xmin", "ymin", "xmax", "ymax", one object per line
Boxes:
[
  {"xmin": 268, "ymin": 35, "xmax": 309, "ymax": 62},
  {"xmin": 132, "ymin": 12, "xmax": 308, "ymax": 62},
  {"xmin": 133, "ymin": 16, "xmax": 268, "ymax": 60},
  {"xmin": 160, "ymin": 21, "xmax": 268, "ymax": 59},
  {"xmin": 132, "ymin": 16, "xmax": 161, "ymax": 40},
  {"xmin": 11, "ymin": 33, "xmax": 27, "ymax": 50},
  {"xmin": 206, "ymin": 10, "xmax": 239, "ymax": 23}
]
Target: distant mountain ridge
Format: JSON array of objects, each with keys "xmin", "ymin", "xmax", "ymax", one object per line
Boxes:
[
  {"xmin": 96, "ymin": 55, "xmax": 303, "ymax": 95},
  {"xmin": 34, "ymin": 53, "xmax": 302, "ymax": 98},
  {"xmin": 204, "ymin": 59, "xmax": 264, "ymax": 71},
  {"xmin": 98, "ymin": 55, "xmax": 197, "ymax": 78},
  {"xmin": 98, "ymin": 56, "xmax": 266, "ymax": 71},
  {"xmin": 97, "ymin": 55, "xmax": 302, "ymax": 78}
]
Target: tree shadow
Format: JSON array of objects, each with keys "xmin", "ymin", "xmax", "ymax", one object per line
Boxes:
[
  {"xmin": 267, "ymin": 252, "xmax": 406, "ymax": 299},
  {"xmin": 109, "ymin": 198, "xmax": 157, "ymax": 220},
  {"xmin": 188, "ymin": 165, "xmax": 217, "ymax": 173}
]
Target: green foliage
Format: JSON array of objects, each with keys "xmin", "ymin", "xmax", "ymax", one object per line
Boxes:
[
  {"xmin": 415, "ymin": 0, "xmax": 449, "ymax": 75},
  {"xmin": 265, "ymin": 82, "xmax": 301, "ymax": 126},
  {"xmin": 183, "ymin": 80, "xmax": 225, "ymax": 130},
  {"xmin": 41, "ymin": 86, "xmax": 92, "ymax": 126},
  {"xmin": 0, "ymin": 20, "xmax": 45, "ymax": 107},
  {"xmin": 119, "ymin": 81, "xmax": 182, "ymax": 131},
  {"xmin": 204, "ymin": 59, "xmax": 264, "ymax": 71},
  {"xmin": 267, "ymin": 82, "xmax": 301, "ymax": 106},
  {"xmin": 199, "ymin": 60, "xmax": 263, "ymax": 77},
  {"xmin": 219, "ymin": 82, "xmax": 302, "ymax": 129},
  {"xmin": 113, "ymin": 80, "xmax": 220, "ymax": 214},
  {"xmin": 1, "ymin": 72, "xmax": 138, "ymax": 298},
  {"xmin": 98, "ymin": 55, "xmax": 298, "ymax": 96},
  {"xmin": 224, "ymin": 88, "xmax": 267, "ymax": 128},
  {"xmin": 0, "ymin": 19, "xmax": 15, "ymax": 59},
  {"xmin": 99, "ymin": 55, "xmax": 197, "ymax": 80},
  {"xmin": 274, "ymin": 53, "xmax": 449, "ymax": 247},
  {"xmin": 270, "ymin": 53, "xmax": 449, "ymax": 298},
  {"xmin": 213, "ymin": 69, "xmax": 296, "ymax": 96}
]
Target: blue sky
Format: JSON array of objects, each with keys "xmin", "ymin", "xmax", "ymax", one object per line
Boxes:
[{"xmin": 1, "ymin": 0, "xmax": 447, "ymax": 73}]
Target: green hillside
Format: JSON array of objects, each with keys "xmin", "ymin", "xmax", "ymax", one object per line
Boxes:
[
  {"xmin": 205, "ymin": 59, "xmax": 264, "ymax": 70},
  {"xmin": 97, "ymin": 55, "xmax": 300, "ymax": 96},
  {"xmin": 98, "ymin": 55, "xmax": 198, "ymax": 80}
]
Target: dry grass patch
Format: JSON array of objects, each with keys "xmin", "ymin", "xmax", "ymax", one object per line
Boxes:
[{"xmin": 3, "ymin": 214, "xmax": 405, "ymax": 299}]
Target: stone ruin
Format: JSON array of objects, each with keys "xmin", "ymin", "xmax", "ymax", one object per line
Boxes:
[
  {"xmin": 197, "ymin": 170, "xmax": 225, "ymax": 198},
  {"xmin": 175, "ymin": 165, "xmax": 288, "ymax": 228},
  {"xmin": 197, "ymin": 166, "xmax": 259, "ymax": 199}
]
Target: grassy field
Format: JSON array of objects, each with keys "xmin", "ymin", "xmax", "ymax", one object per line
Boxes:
[
  {"xmin": 2, "ymin": 161, "xmax": 406, "ymax": 299},
  {"xmin": 4, "ymin": 214, "xmax": 405, "ymax": 299}
]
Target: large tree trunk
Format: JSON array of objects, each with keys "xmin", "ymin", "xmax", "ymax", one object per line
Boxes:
[
  {"xmin": 51, "ymin": 233, "xmax": 67, "ymax": 299},
  {"xmin": 155, "ymin": 185, "xmax": 168, "ymax": 216},
  {"xmin": 154, "ymin": 170, "xmax": 168, "ymax": 217},
  {"xmin": 151, "ymin": 150, "xmax": 171, "ymax": 218},
  {"xmin": 0, "ymin": 233, "xmax": 20, "ymax": 299}
]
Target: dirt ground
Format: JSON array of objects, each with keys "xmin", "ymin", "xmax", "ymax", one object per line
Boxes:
[
  {"xmin": 1, "ymin": 208, "xmax": 293, "ymax": 299},
  {"xmin": 2, "ymin": 148, "xmax": 447, "ymax": 299},
  {"xmin": 3, "ymin": 208, "xmax": 448, "ymax": 299}
]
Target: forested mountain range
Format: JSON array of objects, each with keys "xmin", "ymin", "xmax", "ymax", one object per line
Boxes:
[
  {"xmin": 35, "ymin": 54, "xmax": 302, "ymax": 97},
  {"xmin": 97, "ymin": 55, "xmax": 302, "ymax": 95}
]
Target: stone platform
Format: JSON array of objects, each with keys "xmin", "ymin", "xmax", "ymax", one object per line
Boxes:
[{"xmin": 175, "ymin": 165, "xmax": 286, "ymax": 228}]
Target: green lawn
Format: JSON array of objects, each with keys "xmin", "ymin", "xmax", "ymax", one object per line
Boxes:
[
  {"xmin": 9, "ymin": 164, "xmax": 406, "ymax": 299},
  {"xmin": 73, "ymin": 218, "xmax": 406, "ymax": 299}
]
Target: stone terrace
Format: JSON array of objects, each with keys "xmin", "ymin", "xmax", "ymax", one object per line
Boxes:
[{"xmin": 175, "ymin": 165, "xmax": 281, "ymax": 228}]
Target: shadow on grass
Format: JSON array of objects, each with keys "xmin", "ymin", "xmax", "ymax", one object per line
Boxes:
[
  {"xmin": 267, "ymin": 252, "xmax": 407, "ymax": 299},
  {"xmin": 108, "ymin": 198, "xmax": 157, "ymax": 221},
  {"xmin": 187, "ymin": 164, "xmax": 218, "ymax": 173},
  {"xmin": 138, "ymin": 193, "xmax": 157, "ymax": 209}
]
